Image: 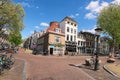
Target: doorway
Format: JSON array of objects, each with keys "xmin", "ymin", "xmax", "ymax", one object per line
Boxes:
[{"xmin": 50, "ymin": 48, "xmax": 53, "ymax": 55}]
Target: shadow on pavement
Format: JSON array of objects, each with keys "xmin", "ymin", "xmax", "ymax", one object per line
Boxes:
[{"xmin": 69, "ymin": 64, "xmax": 83, "ymax": 68}]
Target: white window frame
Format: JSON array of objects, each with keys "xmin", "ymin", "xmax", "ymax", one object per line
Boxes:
[{"xmin": 54, "ymin": 36, "xmax": 61, "ymax": 43}]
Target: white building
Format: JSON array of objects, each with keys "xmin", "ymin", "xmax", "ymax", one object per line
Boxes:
[
  {"xmin": 60, "ymin": 16, "xmax": 78, "ymax": 54},
  {"xmin": 77, "ymin": 31, "xmax": 86, "ymax": 55}
]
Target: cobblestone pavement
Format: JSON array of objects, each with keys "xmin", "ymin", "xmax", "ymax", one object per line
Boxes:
[{"xmin": 0, "ymin": 49, "xmax": 120, "ymax": 80}]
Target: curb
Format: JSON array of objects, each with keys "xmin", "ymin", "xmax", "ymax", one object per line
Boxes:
[{"xmin": 103, "ymin": 64, "xmax": 120, "ymax": 79}]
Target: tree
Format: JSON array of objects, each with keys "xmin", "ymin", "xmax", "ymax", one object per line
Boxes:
[
  {"xmin": 97, "ymin": 3, "xmax": 120, "ymax": 52},
  {"xmin": 0, "ymin": 0, "xmax": 25, "ymax": 46},
  {"xmin": 8, "ymin": 31, "xmax": 22, "ymax": 46},
  {"xmin": 0, "ymin": 0, "xmax": 25, "ymax": 36}
]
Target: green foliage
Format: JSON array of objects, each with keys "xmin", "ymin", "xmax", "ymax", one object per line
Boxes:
[
  {"xmin": 0, "ymin": 0, "xmax": 25, "ymax": 46},
  {"xmin": 0, "ymin": 1, "xmax": 25, "ymax": 31},
  {"xmin": 97, "ymin": 3, "xmax": 120, "ymax": 48},
  {"xmin": 8, "ymin": 31, "xmax": 22, "ymax": 46},
  {"xmin": 54, "ymin": 43, "xmax": 64, "ymax": 48}
]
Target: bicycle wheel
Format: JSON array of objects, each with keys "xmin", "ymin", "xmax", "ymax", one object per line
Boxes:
[{"xmin": 10, "ymin": 57, "xmax": 15, "ymax": 65}]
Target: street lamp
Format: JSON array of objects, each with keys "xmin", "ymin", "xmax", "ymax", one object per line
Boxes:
[{"xmin": 94, "ymin": 26, "xmax": 102, "ymax": 71}]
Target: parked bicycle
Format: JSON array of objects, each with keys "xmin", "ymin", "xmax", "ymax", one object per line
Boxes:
[
  {"xmin": 0, "ymin": 52, "xmax": 15, "ymax": 75},
  {"xmin": 0, "ymin": 56, "xmax": 3, "ymax": 75},
  {"xmin": 8, "ymin": 53, "xmax": 15, "ymax": 65}
]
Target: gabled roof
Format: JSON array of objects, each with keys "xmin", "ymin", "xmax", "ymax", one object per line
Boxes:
[
  {"xmin": 46, "ymin": 21, "xmax": 64, "ymax": 33},
  {"xmin": 61, "ymin": 16, "xmax": 78, "ymax": 23}
]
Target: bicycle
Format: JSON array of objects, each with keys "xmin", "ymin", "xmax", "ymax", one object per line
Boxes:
[
  {"xmin": 0, "ymin": 58, "xmax": 3, "ymax": 75},
  {"xmin": 3, "ymin": 53, "xmax": 15, "ymax": 69},
  {"xmin": 0, "ymin": 52, "xmax": 15, "ymax": 71},
  {"xmin": 8, "ymin": 53, "xmax": 15, "ymax": 65}
]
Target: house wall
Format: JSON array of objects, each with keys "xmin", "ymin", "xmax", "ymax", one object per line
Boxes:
[
  {"xmin": 60, "ymin": 17, "xmax": 78, "ymax": 54},
  {"xmin": 48, "ymin": 32, "xmax": 65, "ymax": 55}
]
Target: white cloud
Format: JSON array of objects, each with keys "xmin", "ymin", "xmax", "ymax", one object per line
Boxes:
[
  {"xmin": 30, "ymin": 31, "xmax": 34, "ymax": 34},
  {"xmin": 70, "ymin": 15, "xmax": 75, "ymax": 18},
  {"xmin": 82, "ymin": 25, "xmax": 97, "ymax": 33},
  {"xmin": 86, "ymin": 1, "xmax": 99, "ymax": 13},
  {"xmin": 70, "ymin": 13, "xmax": 80, "ymax": 18},
  {"xmin": 75, "ymin": 13, "xmax": 79, "ymax": 16},
  {"xmin": 40, "ymin": 22, "xmax": 49, "ymax": 27},
  {"xmin": 85, "ymin": 13, "xmax": 97, "ymax": 19},
  {"xmin": 85, "ymin": 1, "xmax": 109, "ymax": 19},
  {"xmin": 19, "ymin": 2, "xmax": 30, "ymax": 7},
  {"xmin": 34, "ymin": 26, "xmax": 39, "ymax": 29}
]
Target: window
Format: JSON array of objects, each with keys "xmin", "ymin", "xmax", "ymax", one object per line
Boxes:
[
  {"xmin": 71, "ymin": 28, "xmax": 73, "ymax": 33},
  {"xmin": 74, "ymin": 29, "xmax": 76, "ymax": 34},
  {"xmin": 71, "ymin": 23, "xmax": 73, "ymax": 25},
  {"xmin": 55, "ymin": 28, "xmax": 61, "ymax": 33},
  {"xmin": 74, "ymin": 36, "xmax": 76, "ymax": 41},
  {"xmin": 78, "ymin": 41, "xmax": 80, "ymax": 45},
  {"xmin": 70, "ymin": 35, "xmax": 73, "ymax": 41},
  {"xmin": 67, "ymin": 27, "xmax": 69, "ymax": 32},
  {"xmin": 54, "ymin": 37, "xmax": 61, "ymax": 43},
  {"xmin": 74, "ymin": 24, "xmax": 76, "ymax": 26},
  {"xmin": 81, "ymin": 41, "xmax": 82, "ymax": 46},
  {"xmin": 67, "ymin": 35, "xmax": 69, "ymax": 41},
  {"xmin": 55, "ymin": 28, "xmax": 59, "ymax": 32},
  {"xmin": 67, "ymin": 21, "xmax": 70, "ymax": 24}
]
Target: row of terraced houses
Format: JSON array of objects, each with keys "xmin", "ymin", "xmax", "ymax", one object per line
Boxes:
[{"xmin": 23, "ymin": 16, "xmax": 110, "ymax": 55}]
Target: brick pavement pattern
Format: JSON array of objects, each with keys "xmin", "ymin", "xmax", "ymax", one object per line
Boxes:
[
  {"xmin": 0, "ymin": 48, "xmax": 120, "ymax": 80},
  {"xmin": 14, "ymin": 52, "xmax": 93, "ymax": 80}
]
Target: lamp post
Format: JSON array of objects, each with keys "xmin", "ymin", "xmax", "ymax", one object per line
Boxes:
[{"xmin": 94, "ymin": 26, "xmax": 102, "ymax": 71}]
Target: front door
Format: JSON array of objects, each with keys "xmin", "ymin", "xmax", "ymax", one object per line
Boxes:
[{"xmin": 50, "ymin": 48, "xmax": 53, "ymax": 55}]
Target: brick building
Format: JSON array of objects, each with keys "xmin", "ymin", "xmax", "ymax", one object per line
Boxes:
[{"xmin": 37, "ymin": 22, "xmax": 65, "ymax": 55}]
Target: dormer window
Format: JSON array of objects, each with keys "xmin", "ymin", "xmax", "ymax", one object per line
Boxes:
[
  {"xmin": 55, "ymin": 28, "xmax": 61, "ymax": 33},
  {"xmin": 67, "ymin": 21, "xmax": 70, "ymax": 24},
  {"xmin": 74, "ymin": 24, "xmax": 76, "ymax": 26},
  {"xmin": 71, "ymin": 23, "xmax": 73, "ymax": 25}
]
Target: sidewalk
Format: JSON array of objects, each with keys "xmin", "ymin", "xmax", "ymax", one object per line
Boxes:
[
  {"xmin": 0, "ymin": 58, "xmax": 25, "ymax": 80},
  {"xmin": 104, "ymin": 58, "xmax": 120, "ymax": 79}
]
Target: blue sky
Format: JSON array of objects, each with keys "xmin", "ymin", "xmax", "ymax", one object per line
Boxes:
[{"xmin": 13, "ymin": 0, "xmax": 119, "ymax": 39}]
